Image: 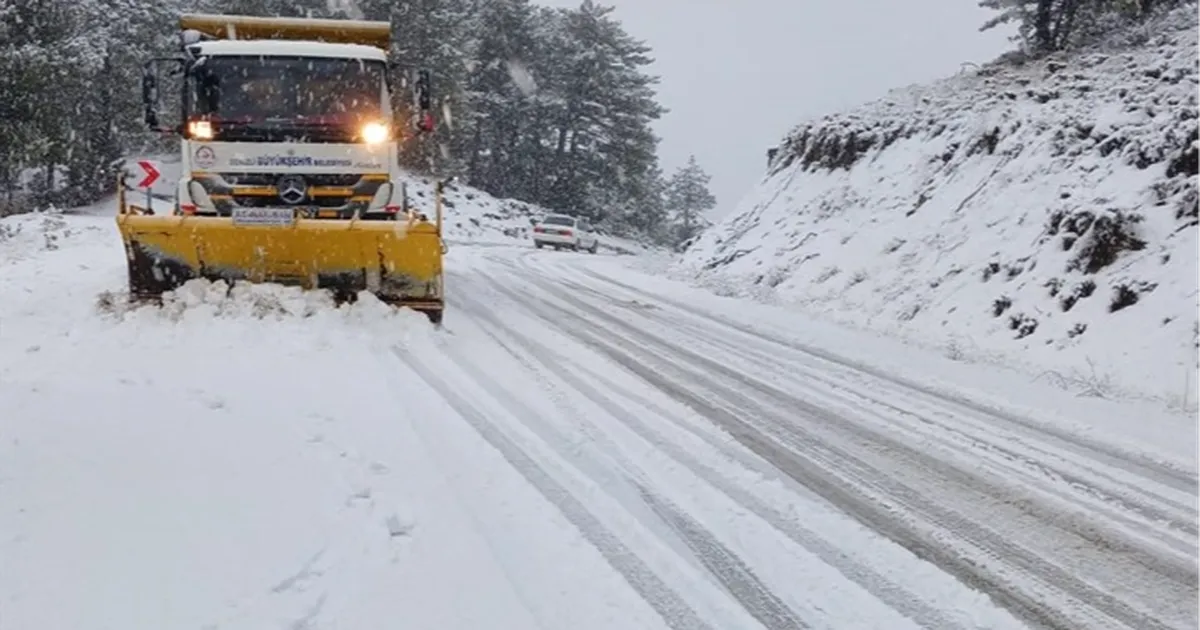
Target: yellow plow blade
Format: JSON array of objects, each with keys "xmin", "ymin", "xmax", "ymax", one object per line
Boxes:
[{"xmin": 116, "ymin": 214, "xmax": 444, "ymax": 322}]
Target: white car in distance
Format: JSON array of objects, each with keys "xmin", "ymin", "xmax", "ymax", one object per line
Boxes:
[{"xmin": 532, "ymin": 214, "xmax": 599, "ymax": 253}]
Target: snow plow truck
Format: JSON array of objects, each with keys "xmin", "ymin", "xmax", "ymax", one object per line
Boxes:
[{"xmin": 119, "ymin": 13, "xmax": 446, "ymax": 324}]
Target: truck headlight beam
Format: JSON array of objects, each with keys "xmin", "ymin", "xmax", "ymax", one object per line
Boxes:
[
  {"xmin": 188, "ymin": 120, "xmax": 214, "ymax": 140},
  {"xmin": 360, "ymin": 121, "xmax": 389, "ymax": 144}
]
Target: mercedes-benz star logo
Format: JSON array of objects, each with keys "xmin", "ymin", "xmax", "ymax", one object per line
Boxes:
[{"xmin": 276, "ymin": 175, "xmax": 308, "ymax": 205}]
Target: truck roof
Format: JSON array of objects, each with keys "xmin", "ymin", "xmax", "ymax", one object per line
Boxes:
[
  {"xmin": 180, "ymin": 13, "xmax": 390, "ymax": 50},
  {"xmin": 191, "ymin": 39, "xmax": 388, "ymax": 62}
]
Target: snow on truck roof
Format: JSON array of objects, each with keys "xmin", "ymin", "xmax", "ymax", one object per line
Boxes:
[
  {"xmin": 191, "ymin": 39, "xmax": 388, "ymax": 62},
  {"xmin": 179, "ymin": 13, "xmax": 390, "ymax": 49}
]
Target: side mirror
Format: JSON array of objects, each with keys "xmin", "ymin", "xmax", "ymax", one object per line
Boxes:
[
  {"xmin": 415, "ymin": 69, "xmax": 434, "ymax": 132},
  {"xmin": 142, "ymin": 57, "xmax": 185, "ymax": 134},
  {"xmin": 142, "ymin": 67, "xmax": 159, "ymax": 127},
  {"xmin": 416, "ymin": 69, "xmax": 431, "ymax": 110}
]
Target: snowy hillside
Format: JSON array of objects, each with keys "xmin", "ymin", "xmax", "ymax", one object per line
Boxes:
[
  {"xmin": 677, "ymin": 5, "xmax": 1199, "ymax": 406},
  {"xmin": 403, "ymin": 173, "xmax": 657, "ymax": 253},
  {"xmin": 401, "ymin": 173, "xmax": 542, "ymax": 245}
]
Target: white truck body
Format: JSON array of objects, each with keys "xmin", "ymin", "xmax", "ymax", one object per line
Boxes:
[{"xmin": 172, "ymin": 37, "xmax": 408, "ymax": 219}]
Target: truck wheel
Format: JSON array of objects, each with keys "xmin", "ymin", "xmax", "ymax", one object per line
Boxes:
[
  {"xmin": 424, "ymin": 309, "xmax": 443, "ymax": 326},
  {"xmin": 535, "ymin": 241, "xmax": 544, "ymax": 249},
  {"xmin": 589, "ymin": 241, "xmax": 598, "ymax": 254}
]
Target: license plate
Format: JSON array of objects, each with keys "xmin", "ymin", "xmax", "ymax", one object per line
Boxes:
[{"xmin": 231, "ymin": 207, "xmax": 295, "ymax": 226}]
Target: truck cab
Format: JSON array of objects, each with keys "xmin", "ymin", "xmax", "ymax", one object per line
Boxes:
[{"xmin": 143, "ymin": 14, "xmax": 431, "ymax": 222}]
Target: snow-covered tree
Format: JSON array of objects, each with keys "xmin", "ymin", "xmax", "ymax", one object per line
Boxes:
[
  {"xmin": 664, "ymin": 155, "xmax": 716, "ymax": 246},
  {"xmin": 358, "ymin": 0, "xmax": 476, "ymax": 175},
  {"xmin": 0, "ymin": 0, "xmax": 181, "ymax": 210},
  {"xmin": 458, "ymin": 0, "xmax": 539, "ymax": 198},
  {"xmin": 536, "ymin": 0, "xmax": 665, "ymax": 223},
  {"xmin": 978, "ymin": 0, "xmax": 1187, "ymax": 53}
]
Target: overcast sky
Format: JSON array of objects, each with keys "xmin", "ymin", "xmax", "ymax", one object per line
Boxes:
[{"xmin": 538, "ymin": 0, "xmax": 1016, "ymax": 218}]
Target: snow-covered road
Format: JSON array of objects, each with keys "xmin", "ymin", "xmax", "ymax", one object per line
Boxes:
[{"xmin": 1, "ymin": 211, "xmax": 1196, "ymax": 630}]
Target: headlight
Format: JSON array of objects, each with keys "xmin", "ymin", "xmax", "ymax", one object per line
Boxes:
[
  {"xmin": 188, "ymin": 120, "xmax": 213, "ymax": 140},
  {"xmin": 360, "ymin": 122, "xmax": 389, "ymax": 144}
]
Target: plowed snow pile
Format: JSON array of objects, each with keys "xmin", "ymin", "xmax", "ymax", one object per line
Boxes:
[{"xmin": 678, "ymin": 5, "xmax": 1199, "ymax": 406}]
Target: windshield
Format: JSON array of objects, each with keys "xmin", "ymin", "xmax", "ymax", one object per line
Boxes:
[
  {"xmin": 541, "ymin": 215, "xmax": 576, "ymax": 227},
  {"xmin": 189, "ymin": 55, "xmax": 387, "ymax": 134}
]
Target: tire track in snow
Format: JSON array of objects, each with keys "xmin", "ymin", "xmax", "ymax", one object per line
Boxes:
[
  {"xmin": 668, "ymin": 310, "xmax": 1199, "ymax": 545},
  {"xmin": 568, "ymin": 263, "xmax": 1197, "ymax": 493},
  {"xmin": 633, "ymin": 485, "xmax": 809, "ymax": 630},
  {"xmin": 485, "ymin": 268, "xmax": 1192, "ymax": 630},
  {"xmin": 449, "ymin": 274, "xmax": 963, "ymax": 630},
  {"xmin": 391, "ymin": 347, "xmax": 719, "ymax": 630},
  {"xmin": 572, "ymin": 275, "xmax": 1199, "ymax": 553},
  {"xmin": 439, "ymin": 293, "xmax": 811, "ymax": 630},
  {"xmin": 551, "ymin": 286, "xmax": 1195, "ymax": 630},
  {"xmin": 545, "ymin": 262, "xmax": 1199, "ymax": 569}
]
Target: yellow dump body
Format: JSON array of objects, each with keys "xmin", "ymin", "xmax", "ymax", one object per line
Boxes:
[
  {"xmin": 117, "ymin": 195, "xmax": 444, "ymax": 321},
  {"xmin": 179, "ymin": 13, "xmax": 390, "ymax": 49}
]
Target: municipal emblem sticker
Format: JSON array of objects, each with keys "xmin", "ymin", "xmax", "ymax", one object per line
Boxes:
[{"xmin": 193, "ymin": 145, "xmax": 216, "ymax": 169}]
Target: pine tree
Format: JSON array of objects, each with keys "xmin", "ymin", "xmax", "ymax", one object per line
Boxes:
[
  {"xmin": 664, "ymin": 155, "xmax": 716, "ymax": 246},
  {"xmin": 977, "ymin": 0, "xmax": 1182, "ymax": 53},
  {"xmin": 200, "ymin": 0, "xmax": 334, "ymax": 18},
  {"xmin": 359, "ymin": 0, "xmax": 476, "ymax": 176},
  {"xmin": 0, "ymin": 0, "xmax": 187, "ymax": 211},
  {"xmin": 0, "ymin": 0, "xmax": 53, "ymax": 210},
  {"xmin": 551, "ymin": 2, "xmax": 663, "ymax": 219},
  {"xmin": 0, "ymin": 0, "xmax": 92, "ymax": 207},
  {"xmin": 607, "ymin": 163, "xmax": 669, "ymax": 240},
  {"xmin": 456, "ymin": 0, "xmax": 539, "ymax": 198}
]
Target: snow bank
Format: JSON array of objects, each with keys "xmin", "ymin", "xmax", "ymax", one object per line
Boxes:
[
  {"xmin": 402, "ymin": 173, "xmax": 658, "ymax": 252},
  {"xmin": 677, "ymin": 4, "xmax": 1199, "ymax": 406},
  {"xmin": 400, "ymin": 173, "xmax": 545, "ymax": 245},
  {"xmin": 0, "ymin": 209, "xmax": 108, "ymax": 265}
]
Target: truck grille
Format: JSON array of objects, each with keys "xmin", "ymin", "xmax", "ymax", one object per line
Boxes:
[
  {"xmin": 233, "ymin": 195, "xmax": 351, "ymax": 208},
  {"xmin": 218, "ymin": 173, "xmax": 364, "ymax": 187}
]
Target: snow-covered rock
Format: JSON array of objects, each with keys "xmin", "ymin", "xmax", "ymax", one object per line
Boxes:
[{"xmin": 677, "ymin": 4, "xmax": 1199, "ymax": 406}]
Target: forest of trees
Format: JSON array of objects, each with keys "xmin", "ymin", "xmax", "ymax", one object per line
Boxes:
[
  {"xmin": 0, "ymin": 0, "xmax": 716, "ymax": 246},
  {"xmin": 2, "ymin": 0, "xmax": 1177, "ymax": 242}
]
